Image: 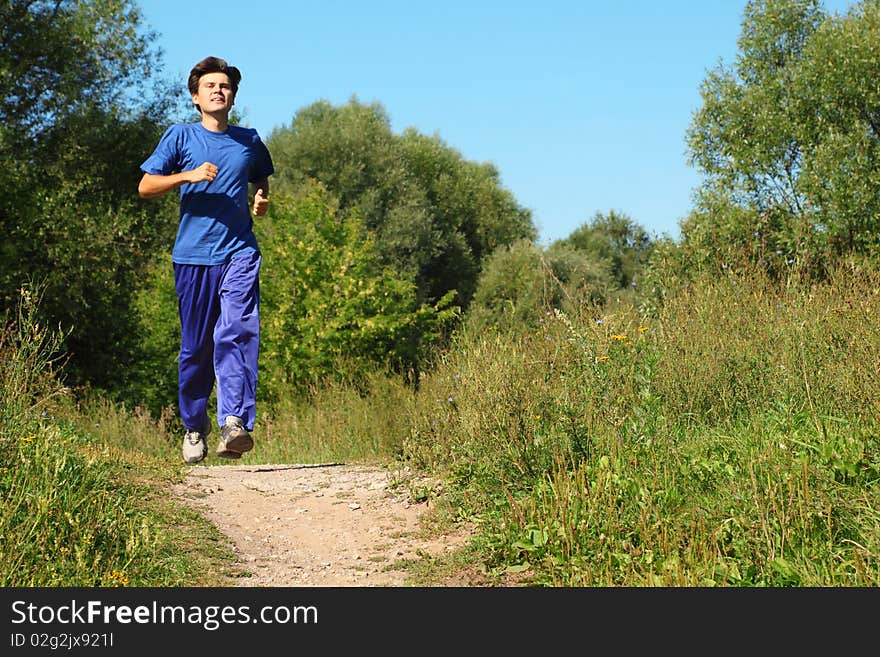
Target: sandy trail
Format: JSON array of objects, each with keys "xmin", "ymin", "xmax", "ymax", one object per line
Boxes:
[{"xmin": 174, "ymin": 462, "xmax": 472, "ymax": 586}]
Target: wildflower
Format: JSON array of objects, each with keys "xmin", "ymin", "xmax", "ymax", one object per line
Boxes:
[
  {"xmin": 596, "ymin": 319, "xmax": 603, "ymax": 325},
  {"xmin": 775, "ymin": 249, "xmax": 782, "ymax": 255},
  {"xmin": 611, "ymin": 334, "xmax": 628, "ymax": 341},
  {"xmin": 637, "ymin": 326, "xmax": 649, "ymax": 333},
  {"xmin": 597, "ymin": 355, "xmax": 609, "ymax": 363},
  {"xmin": 106, "ymin": 570, "xmax": 129, "ymax": 587}
]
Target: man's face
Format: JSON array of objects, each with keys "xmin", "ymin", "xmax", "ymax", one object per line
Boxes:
[{"xmin": 193, "ymin": 72, "xmax": 235, "ymax": 114}]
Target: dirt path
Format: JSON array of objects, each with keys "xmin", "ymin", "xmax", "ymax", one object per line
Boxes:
[{"xmin": 173, "ymin": 463, "xmax": 476, "ymax": 587}]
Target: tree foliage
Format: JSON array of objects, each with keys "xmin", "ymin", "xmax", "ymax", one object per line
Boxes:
[
  {"xmin": 467, "ymin": 210, "xmax": 657, "ymax": 333},
  {"xmin": 683, "ymin": 0, "xmax": 880, "ymax": 277},
  {"xmin": 258, "ymin": 183, "xmax": 459, "ymax": 397},
  {"xmin": 466, "ymin": 238, "xmax": 613, "ymax": 334},
  {"xmin": 0, "ymin": 0, "xmax": 162, "ymax": 134},
  {"xmin": 0, "ymin": 0, "xmax": 179, "ymax": 389},
  {"xmin": 556, "ymin": 209, "xmax": 654, "ymax": 289},
  {"xmin": 266, "ymin": 98, "xmax": 536, "ymax": 308}
]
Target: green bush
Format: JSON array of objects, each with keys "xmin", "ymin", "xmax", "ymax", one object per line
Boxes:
[
  {"xmin": 258, "ymin": 183, "xmax": 459, "ymax": 398},
  {"xmin": 466, "ymin": 238, "xmax": 612, "ymax": 335}
]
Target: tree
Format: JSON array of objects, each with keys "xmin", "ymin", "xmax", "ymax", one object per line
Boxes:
[
  {"xmin": 466, "ymin": 238, "xmax": 613, "ymax": 334},
  {"xmin": 683, "ymin": 0, "xmax": 880, "ymax": 276},
  {"xmin": 792, "ymin": 0, "xmax": 880, "ymax": 256},
  {"xmin": 0, "ymin": 0, "xmax": 160, "ymax": 135},
  {"xmin": 266, "ymin": 98, "xmax": 536, "ymax": 308},
  {"xmin": 257, "ymin": 182, "xmax": 459, "ymax": 397},
  {"xmin": 557, "ymin": 209, "xmax": 654, "ymax": 289},
  {"xmin": 0, "ymin": 0, "xmax": 181, "ymax": 389}
]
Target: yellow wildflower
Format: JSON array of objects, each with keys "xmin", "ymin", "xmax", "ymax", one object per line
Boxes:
[{"xmin": 106, "ymin": 570, "xmax": 129, "ymax": 587}]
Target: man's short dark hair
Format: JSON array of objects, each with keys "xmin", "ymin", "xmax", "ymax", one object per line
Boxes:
[{"xmin": 188, "ymin": 56, "xmax": 241, "ymax": 109}]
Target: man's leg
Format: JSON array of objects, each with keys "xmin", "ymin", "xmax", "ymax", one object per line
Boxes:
[
  {"xmin": 174, "ymin": 263, "xmax": 222, "ymax": 432},
  {"xmin": 214, "ymin": 251, "xmax": 261, "ymax": 432}
]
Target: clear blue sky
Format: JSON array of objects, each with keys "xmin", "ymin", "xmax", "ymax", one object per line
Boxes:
[{"xmin": 137, "ymin": 0, "xmax": 854, "ymax": 245}]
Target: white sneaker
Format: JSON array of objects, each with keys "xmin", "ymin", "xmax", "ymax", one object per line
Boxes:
[
  {"xmin": 182, "ymin": 426, "xmax": 210, "ymax": 464},
  {"xmin": 216, "ymin": 415, "xmax": 254, "ymax": 459}
]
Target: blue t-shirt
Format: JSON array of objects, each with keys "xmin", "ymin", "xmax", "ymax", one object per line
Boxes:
[{"xmin": 140, "ymin": 122, "xmax": 275, "ymax": 265}]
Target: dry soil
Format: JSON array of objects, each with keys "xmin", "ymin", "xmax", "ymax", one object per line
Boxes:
[{"xmin": 173, "ymin": 462, "xmax": 479, "ymax": 587}]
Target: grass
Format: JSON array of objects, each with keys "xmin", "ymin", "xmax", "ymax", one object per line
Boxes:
[
  {"xmin": 71, "ymin": 372, "xmax": 412, "ymax": 467},
  {"xmin": 398, "ymin": 263, "xmax": 880, "ymax": 585},
  {"xmin": 0, "ymin": 424, "xmax": 237, "ymax": 586},
  {"xmin": 3, "ymin": 263, "xmax": 879, "ymax": 587},
  {"xmin": 0, "ymin": 286, "xmax": 236, "ymax": 587}
]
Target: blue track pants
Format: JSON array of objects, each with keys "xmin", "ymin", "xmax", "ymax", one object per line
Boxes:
[{"xmin": 173, "ymin": 251, "xmax": 261, "ymax": 433}]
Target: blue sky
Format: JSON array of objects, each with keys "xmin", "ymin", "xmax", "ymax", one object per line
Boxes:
[{"xmin": 137, "ymin": 0, "xmax": 854, "ymax": 245}]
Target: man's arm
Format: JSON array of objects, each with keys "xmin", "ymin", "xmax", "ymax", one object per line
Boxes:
[
  {"xmin": 252, "ymin": 178, "xmax": 270, "ymax": 216},
  {"xmin": 138, "ymin": 162, "xmax": 219, "ymax": 198}
]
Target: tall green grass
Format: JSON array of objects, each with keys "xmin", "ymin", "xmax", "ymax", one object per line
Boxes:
[
  {"xmin": 6, "ymin": 263, "xmax": 880, "ymax": 587},
  {"xmin": 0, "ymin": 286, "xmax": 235, "ymax": 586},
  {"xmin": 400, "ymin": 264, "xmax": 880, "ymax": 585},
  {"xmin": 253, "ymin": 374, "xmax": 414, "ymax": 465},
  {"xmin": 0, "ymin": 284, "xmax": 68, "ymax": 437},
  {"xmin": 73, "ymin": 374, "xmax": 414, "ymax": 467}
]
